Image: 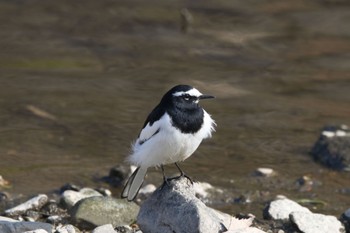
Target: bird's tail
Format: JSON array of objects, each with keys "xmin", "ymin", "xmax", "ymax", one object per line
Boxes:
[{"xmin": 121, "ymin": 166, "xmax": 147, "ymax": 201}]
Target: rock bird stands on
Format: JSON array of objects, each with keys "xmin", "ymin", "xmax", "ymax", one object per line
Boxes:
[{"xmin": 122, "ymin": 84, "xmax": 216, "ymax": 201}]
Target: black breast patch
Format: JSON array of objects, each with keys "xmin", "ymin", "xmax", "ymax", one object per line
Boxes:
[{"xmin": 168, "ymin": 107, "xmax": 204, "ymax": 134}]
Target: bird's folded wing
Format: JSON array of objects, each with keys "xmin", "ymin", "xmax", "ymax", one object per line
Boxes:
[{"xmin": 136, "ymin": 114, "xmax": 168, "ymax": 145}]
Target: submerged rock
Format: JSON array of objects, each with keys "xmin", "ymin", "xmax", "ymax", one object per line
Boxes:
[
  {"xmin": 310, "ymin": 125, "xmax": 350, "ymax": 171},
  {"xmin": 70, "ymin": 196, "xmax": 139, "ymax": 230}
]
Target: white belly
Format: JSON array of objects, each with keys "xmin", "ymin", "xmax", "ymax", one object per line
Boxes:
[{"xmin": 128, "ymin": 111, "xmax": 215, "ymax": 168}]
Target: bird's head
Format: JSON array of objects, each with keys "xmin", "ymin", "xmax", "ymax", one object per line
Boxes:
[{"xmin": 162, "ymin": 85, "xmax": 214, "ymax": 109}]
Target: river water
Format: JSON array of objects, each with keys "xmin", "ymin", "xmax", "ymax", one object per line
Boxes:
[{"xmin": 0, "ymin": 0, "xmax": 350, "ymax": 217}]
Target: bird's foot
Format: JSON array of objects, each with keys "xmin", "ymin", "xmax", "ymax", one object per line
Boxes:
[
  {"xmin": 160, "ymin": 163, "xmax": 194, "ymax": 188},
  {"xmin": 165, "ymin": 173, "xmax": 194, "ymax": 185},
  {"xmin": 160, "ymin": 175, "xmax": 171, "ymax": 189},
  {"xmin": 173, "ymin": 162, "xmax": 194, "ymax": 184},
  {"xmin": 182, "ymin": 173, "xmax": 194, "ymax": 184}
]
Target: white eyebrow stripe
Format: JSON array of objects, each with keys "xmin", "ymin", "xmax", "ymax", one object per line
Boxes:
[{"xmin": 172, "ymin": 88, "xmax": 202, "ymax": 97}]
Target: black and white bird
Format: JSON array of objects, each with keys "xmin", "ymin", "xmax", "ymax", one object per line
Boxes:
[{"xmin": 121, "ymin": 84, "xmax": 216, "ymax": 201}]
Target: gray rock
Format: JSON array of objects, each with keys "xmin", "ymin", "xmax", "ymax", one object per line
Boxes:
[
  {"xmin": 23, "ymin": 230, "xmax": 48, "ymax": 233},
  {"xmin": 264, "ymin": 196, "xmax": 311, "ymax": 220},
  {"xmin": 54, "ymin": 224, "xmax": 79, "ymax": 233},
  {"xmin": 290, "ymin": 211, "xmax": 345, "ymax": 233},
  {"xmin": 62, "ymin": 187, "xmax": 103, "ymax": 208},
  {"xmin": 70, "ymin": 196, "xmax": 139, "ymax": 230},
  {"xmin": 0, "ymin": 217, "xmax": 17, "ymax": 222},
  {"xmin": 137, "ymin": 177, "xmax": 230, "ymax": 233},
  {"xmin": 138, "ymin": 181, "xmax": 219, "ymax": 202},
  {"xmin": 92, "ymin": 224, "xmax": 117, "ymax": 233},
  {"xmin": 310, "ymin": 125, "xmax": 350, "ymax": 171},
  {"xmin": 0, "ymin": 216, "xmax": 52, "ymax": 233},
  {"xmin": 5, "ymin": 194, "xmax": 48, "ymax": 217}
]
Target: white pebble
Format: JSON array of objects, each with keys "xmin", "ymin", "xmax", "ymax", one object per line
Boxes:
[
  {"xmin": 335, "ymin": 130, "xmax": 347, "ymax": 137},
  {"xmin": 23, "ymin": 230, "xmax": 48, "ymax": 233},
  {"xmin": 47, "ymin": 215, "xmax": 62, "ymax": 224},
  {"xmin": 193, "ymin": 182, "xmax": 214, "ymax": 198},
  {"xmin": 322, "ymin": 131, "xmax": 335, "ymax": 138},
  {"xmin": 55, "ymin": 224, "xmax": 77, "ymax": 233},
  {"xmin": 255, "ymin": 167, "xmax": 275, "ymax": 177},
  {"xmin": 62, "ymin": 187, "xmax": 102, "ymax": 208},
  {"xmin": 139, "ymin": 184, "xmax": 157, "ymax": 195},
  {"xmin": 92, "ymin": 224, "xmax": 117, "ymax": 233}
]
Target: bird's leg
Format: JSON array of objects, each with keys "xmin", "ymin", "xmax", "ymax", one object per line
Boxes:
[
  {"xmin": 161, "ymin": 165, "xmax": 170, "ymax": 186},
  {"xmin": 174, "ymin": 162, "xmax": 194, "ymax": 184},
  {"xmin": 161, "ymin": 165, "xmax": 167, "ymax": 182},
  {"xmin": 175, "ymin": 162, "xmax": 185, "ymax": 176}
]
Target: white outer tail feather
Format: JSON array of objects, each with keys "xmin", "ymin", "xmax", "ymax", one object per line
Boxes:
[{"xmin": 121, "ymin": 167, "xmax": 148, "ymax": 201}]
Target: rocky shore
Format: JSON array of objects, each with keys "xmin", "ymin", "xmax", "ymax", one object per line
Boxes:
[
  {"xmin": 1, "ymin": 125, "xmax": 350, "ymax": 233},
  {"xmin": 0, "ymin": 174, "xmax": 349, "ymax": 233}
]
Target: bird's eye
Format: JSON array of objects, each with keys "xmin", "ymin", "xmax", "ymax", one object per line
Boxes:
[{"xmin": 183, "ymin": 94, "xmax": 191, "ymax": 101}]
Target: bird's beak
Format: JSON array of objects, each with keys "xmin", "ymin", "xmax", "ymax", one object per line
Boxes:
[{"xmin": 199, "ymin": 94, "xmax": 215, "ymax": 100}]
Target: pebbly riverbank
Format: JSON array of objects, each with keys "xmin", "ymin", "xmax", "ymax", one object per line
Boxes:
[{"xmin": 0, "ymin": 172, "xmax": 349, "ymax": 233}]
